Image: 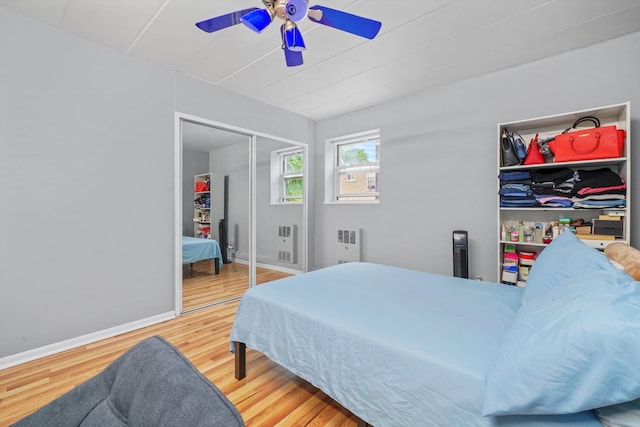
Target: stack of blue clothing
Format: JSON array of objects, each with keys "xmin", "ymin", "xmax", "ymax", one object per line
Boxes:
[{"xmin": 499, "ymin": 171, "xmax": 535, "ymax": 207}]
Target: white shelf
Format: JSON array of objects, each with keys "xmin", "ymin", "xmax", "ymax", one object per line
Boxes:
[
  {"xmin": 499, "ymin": 157, "xmax": 627, "ymax": 171},
  {"xmin": 499, "ymin": 240, "xmax": 548, "ymax": 248},
  {"xmin": 497, "ymin": 101, "xmax": 631, "ymax": 284},
  {"xmin": 194, "ymin": 173, "xmax": 212, "ymax": 239}
]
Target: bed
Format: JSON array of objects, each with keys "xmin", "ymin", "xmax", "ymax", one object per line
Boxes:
[
  {"xmin": 182, "ymin": 235, "xmax": 223, "ymax": 274},
  {"xmin": 230, "ymin": 231, "xmax": 640, "ymax": 426}
]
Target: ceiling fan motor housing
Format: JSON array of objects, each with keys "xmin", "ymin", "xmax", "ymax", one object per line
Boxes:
[{"xmin": 276, "ymin": 0, "xmax": 308, "ymax": 22}]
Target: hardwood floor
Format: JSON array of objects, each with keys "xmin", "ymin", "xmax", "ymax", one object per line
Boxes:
[
  {"xmin": 0, "ymin": 265, "xmax": 361, "ymax": 426},
  {"xmin": 182, "ymin": 260, "xmax": 289, "ymax": 311}
]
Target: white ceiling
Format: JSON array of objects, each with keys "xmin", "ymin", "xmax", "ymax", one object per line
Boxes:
[{"xmin": 2, "ymin": 0, "xmax": 640, "ymax": 121}]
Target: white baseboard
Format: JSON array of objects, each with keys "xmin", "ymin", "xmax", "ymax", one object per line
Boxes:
[
  {"xmin": 231, "ymin": 256, "xmax": 302, "ymax": 275},
  {"xmin": 0, "ymin": 311, "xmax": 176, "ymax": 370},
  {"xmin": 230, "ymin": 255, "xmax": 248, "ymax": 264},
  {"xmin": 262, "ymin": 262, "xmax": 302, "ymax": 275}
]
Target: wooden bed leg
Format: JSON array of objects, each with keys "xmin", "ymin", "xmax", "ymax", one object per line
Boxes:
[
  {"xmin": 234, "ymin": 341, "xmax": 246, "ymax": 380},
  {"xmin": 214, "ymin": 258, "xmax": 220, "ymax": 275}
]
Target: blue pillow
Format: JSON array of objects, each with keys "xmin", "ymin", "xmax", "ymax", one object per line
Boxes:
[
  {"xmin": 483, "ymin": 267, "xmax": 640, "ymax": 415},
  {"xmin": 521, "ymin": 231, "xmax": 614, "ymax": 305}
]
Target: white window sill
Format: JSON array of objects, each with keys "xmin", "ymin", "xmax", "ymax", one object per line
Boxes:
[{"xmin": 324, "ymin": 200, "xmax": 380, "ymax": 205}]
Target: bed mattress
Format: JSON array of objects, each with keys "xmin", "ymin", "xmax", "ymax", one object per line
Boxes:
[{"xmin": 230, "ymin": 262, "xmax": 601, "ymax": 426}]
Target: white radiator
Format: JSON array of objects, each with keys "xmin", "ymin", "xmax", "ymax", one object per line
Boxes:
[
  {"xmin": 277, "ymin": 224, "xmax": 296, "ymax": 264},
  {"xmin": 337, "ymin": 228, "xmax": 362, "ymax": 264}
]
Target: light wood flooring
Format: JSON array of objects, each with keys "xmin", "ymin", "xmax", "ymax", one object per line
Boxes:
[
  {"xmin": 182, "ymin": 260, "xmax": 289, "ymax": 312},
  {"xmin": 0, "ymin": 264, "xmax": 361, "ymax": 426}
]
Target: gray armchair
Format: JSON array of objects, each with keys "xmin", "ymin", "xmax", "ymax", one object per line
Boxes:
[{"xmin": 13, "ymin": 335, "xmax": 244, "ymax": 426}]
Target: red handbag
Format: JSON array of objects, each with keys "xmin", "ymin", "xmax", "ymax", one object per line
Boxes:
[
  {"xmin": 195, "ymin": 181, "xmax": 209, "ymax": 192},
  {"xmin": 548, "ymin": 116, "xmax": 625, "ymax": 162},
  {"xmin": 524, "ymin": 133, "xmax": 545, "ymax": 165}
]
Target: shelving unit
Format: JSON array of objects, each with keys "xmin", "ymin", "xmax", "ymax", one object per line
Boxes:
[
  {"xmin": 497, "ymin": 102, "xmax": 631, "ymax": 285},
  {"xmin": 193, "ymin": 173, "xmax": 212, "ymax": 239}
]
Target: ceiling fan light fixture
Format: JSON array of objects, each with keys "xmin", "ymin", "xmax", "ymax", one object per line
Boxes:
[
  {"xmin": 240, "ymin": 8, "xmax": 273, "ymax": 33},
  {"xmin": 283, "ymin": 23, "xmax": 305, "ymax": 51},
  {"xmin": 280, "ymin": 24, "xmax": 304, "ymax": 66}
]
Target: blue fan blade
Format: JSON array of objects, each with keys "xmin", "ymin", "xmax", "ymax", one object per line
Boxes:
[
  {"xmin": 280, "ymin": 25, "xmax": 303, "ymax": 66},
  {"xmin": 195, "ymin": 8, "xmax": 259, "ymax": 33},
  {"xmin": 308, "ymin": 5, "xmax": 381, "ymax": 39},
  {"xmin": 284, "ymin": 26, "xmax": 306, "ymax": 52},
  {"xmin": 241, "ymin": 9, "xmax": 273, "ymax": 33}
]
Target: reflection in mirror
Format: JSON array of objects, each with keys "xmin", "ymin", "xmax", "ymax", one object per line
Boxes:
[
  {"xmin": 255, "ymin": 136, "xmax": 305, "ymax": 282},
  {"xmin": 181, "ymin": 120, "xmax": 251, "ymax": 313},
  {"xmin": 178, "ymin": 117, "xmax": 307, "ymax": 314}
]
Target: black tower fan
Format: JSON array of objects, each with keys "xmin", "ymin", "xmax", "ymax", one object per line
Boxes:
[{"xmin": 452, "ymin": 230, "xmax": 469, "ymax": 279}]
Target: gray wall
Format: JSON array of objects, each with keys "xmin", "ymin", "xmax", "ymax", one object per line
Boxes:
[
  {"xmin": 313, "ymin": 31, "xmax": 640, "ymax": 282},
  {"xmin": 173, "ymin": 73, "xmax": 311, "ymax": 145},
  {"xmin": 0, "ymin": 7, "xmax": 311, "ymax": 359},
  {"xmin": 182, "ymin": 148, "xmax": 210, "ymax": 236},
  {"xmin": 0, "ymin": 7, "xmax": 174, "ymax": 357},
  {"xmin": 210, "ymin": 142, "xmax": 250, "ymax": 259}
]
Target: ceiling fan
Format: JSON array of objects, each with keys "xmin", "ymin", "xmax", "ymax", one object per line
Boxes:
[{"xmin": 195, "ymin": 0, "xmax": 382, "ymax": 67}]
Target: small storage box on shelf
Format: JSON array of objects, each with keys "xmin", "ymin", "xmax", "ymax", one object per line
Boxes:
[{"xmin": 497, "ymin": 102, "xmax": 631, "ymax": 285}]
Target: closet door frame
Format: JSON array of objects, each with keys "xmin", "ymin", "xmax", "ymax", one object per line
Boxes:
[{"xmin": 173, "ymin": 112, "xmax": 309, "ymax": 315}]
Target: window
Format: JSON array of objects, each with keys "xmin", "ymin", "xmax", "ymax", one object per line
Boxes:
[
  {"xmin": 271, "ymin": 148, "xmax": 303, "ymax": 204},
  {"xmin": 325, "ymin": 129, "xmax": 380, "ymax": 203}
]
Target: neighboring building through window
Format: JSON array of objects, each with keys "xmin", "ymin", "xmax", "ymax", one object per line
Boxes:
[
  {"xmin": 271, "ymin": 147, "xmax": 304, "ymax": 204},
  {"xmin": 325, "ymin": 129, "xmax": 380, "ymax": 203}
]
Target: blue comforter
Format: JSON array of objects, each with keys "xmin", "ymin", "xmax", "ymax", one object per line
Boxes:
[
  {"xmin": 230, "ymin": 262, "xmax": 601, "ymax": 426},
  {"xmin": 182, "ymin": 236, "xmax": 222, "ymax": 267}
]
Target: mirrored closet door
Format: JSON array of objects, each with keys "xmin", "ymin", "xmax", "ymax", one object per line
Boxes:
[
  {"xmin": 176, "ymin": 115, "xmax": 308, "ymax": 314},
  {"xmin": 180, "ymin": 120, "xmax": 251, "ymax": 312}
]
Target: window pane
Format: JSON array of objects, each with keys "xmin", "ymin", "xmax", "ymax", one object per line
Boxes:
[
  {"xmin": 338, "ymin": 140, "xmax": 378, "ymax": 166},
  {"xmin": 284, "ymin": 153, "xmax": 303, "ymax": 173},
  {"xmin": 337, "ymin": 171, "xmax": 378, "ymax": 200},
  {"xmin": 285, "ymin": 177, "xmax": 303, "ymax": 202}
]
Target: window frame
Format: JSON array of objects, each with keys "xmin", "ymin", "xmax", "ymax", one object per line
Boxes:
[
  {"xmin": 324, "ymin": 129, "xmax": 380, "ymax": 204},
  {"xmin": 271, "ymin": 147, "xmax": 304, "ymax": 205}
]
